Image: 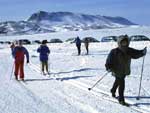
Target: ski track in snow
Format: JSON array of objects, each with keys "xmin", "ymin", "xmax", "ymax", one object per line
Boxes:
[
  {"xmin": 0, "ymin": 52, "xmax": 56, "ymax": 113},
  {"xmin": 28, "ymin": 62, "xmax": 150, "ymax": 113}
]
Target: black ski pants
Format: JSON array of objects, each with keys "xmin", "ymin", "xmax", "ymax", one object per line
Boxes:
[
  {"xmin": 76, "ymin": 45, "xmax": 81, "ymax": 55},
  {"xmin": 85, "ymin": 45, "xmax": 89, "ymax": 54},
  {"xmin": 111, "ymin": 76, "xmax": 125, "ymax": 102}
]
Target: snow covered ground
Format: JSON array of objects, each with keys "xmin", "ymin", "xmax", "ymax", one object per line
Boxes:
[
  {"xmin": 0, "ymin": 26, "xmax": 150, "ymax": 42},
  {"xmin": 0, "ymin": 27, "xmax": 150, "ymax": 113}
]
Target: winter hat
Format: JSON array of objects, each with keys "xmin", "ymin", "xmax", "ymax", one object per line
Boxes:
[{"xmin": 42, "ymin": 40, "xmax": 47, "ymax": 44}]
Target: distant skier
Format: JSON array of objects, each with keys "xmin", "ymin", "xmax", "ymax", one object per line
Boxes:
[
  {"xmin": 105, "ymin": 35, "xmax": 147, "ymax": 106},
  {"xmin": 84, "ymin": 38, "xmax": 89, "ymax": 55},
  {"xmin": 37, "ymin": 40, "xmax": 50, "ymax": 75},
  {"xmin": 75, "ymin": 36, "xmax": 81, "ymax": 55},
  {"xmin": 12, "ymin": 40, "xmax": 29, "ymax": 81},
  {"xmin": 10, "ymin": 42, "xmax": 15, "ymax": 56}
]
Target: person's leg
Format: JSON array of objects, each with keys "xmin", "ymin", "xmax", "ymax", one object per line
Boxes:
[
  {"xmin": 45, "ymin": 61, "xmax": 49, "ymax": 73},
  {"xmin": 41, "ymin": 61, "xmax": 44, "ymax": 73},
  {"xmin": 111, "ymin": 77, "xmax": 119, "ymax": 97},
  {"xmin": 79, "ymin": 46, "xmax": 81, "ymax": 55},
  {"xmin": 43, "ymin": 61, "xmax": 47, "ymax": 75},
  {"xmin": 20, "ymin": 61, "xmax": 24, "ymax": 80},
  {"xmin": 77, "ymin": 46, "xmax": 80, "ymax": 55},
  {"xmin": 86, "ymin": 46, "xmax": 89, "ymax": 54},
  {"xmin": 118, "ymin": 77, "xmax": 125, "ymax": 102},
  {"xmin": 14, "ymin": 61, "xmax": 19, "ymax": 80}
]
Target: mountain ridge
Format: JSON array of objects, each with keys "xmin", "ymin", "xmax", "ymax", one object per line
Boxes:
[{"xmin": 0, "ymin": 11, "xmax": 137, "ymax": 35}]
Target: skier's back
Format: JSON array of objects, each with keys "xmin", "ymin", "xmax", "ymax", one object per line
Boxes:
[
  {"xmin": 37, "ymin": 40, "xmax": 50, "ymax": 75},
  {"xmin": 12, "ymin": 41, "xmax": 29, "ymax": 80}
]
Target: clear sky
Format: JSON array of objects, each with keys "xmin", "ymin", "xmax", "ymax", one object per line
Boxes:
[{"xmin": 0, "ymin": 0, "xmax": 150, "ymax": 25}]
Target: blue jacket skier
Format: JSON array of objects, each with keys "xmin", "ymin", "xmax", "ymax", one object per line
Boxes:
[
  {"xmin": 37, "ymin": 40, "xmax": 50, "ymax": 75},
  {"xmin": 75, "ymin": 36, "xmax": 81, "ymax": 55}
]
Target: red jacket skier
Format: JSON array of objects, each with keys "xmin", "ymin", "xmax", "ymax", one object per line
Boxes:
[{"xmin": 12, "ymin": 41, "xmax": 29, "ymax": 81}]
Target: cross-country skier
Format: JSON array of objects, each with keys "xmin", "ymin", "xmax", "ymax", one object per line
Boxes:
[
  {"xmin": 75, "ymin": 36, "xmax": 81, "ymax": 55},
  {"xmin": 105, "ymin": 35, "xmax": 147, "ymax": 106},
  {"xmin": 84, "ymin": 38, "xmax": 89, "ymax": 55},
  {"xmin": 10, "ymin": 42, "xmax": 15, "ymax": 56},
  {"xmin": 12, "ymin": 40, "xmax": 29, "ymax": 81},
  {"xmin": 37, "ymin": 40, "xmax": 50, "ymax": 75}
]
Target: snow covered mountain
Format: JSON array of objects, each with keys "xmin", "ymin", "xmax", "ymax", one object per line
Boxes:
[{"xmin": 0, "ymin": 11, "xmax": 137, "ymax": 35}]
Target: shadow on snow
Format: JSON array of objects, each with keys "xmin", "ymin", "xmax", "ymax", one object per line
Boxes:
[
  {"xmin": 125, "ymin": 96, "xmax": 150, "ymax": 106},
  {"xmin": 50, "ymin": 68, "xmax": 103, "ymax": 75},
  {"xmin": 56, "ymin": 75, "xmax": 92, "ymax": 81},
  {"xmin": 25, "ymin": 75, "xmax": 92, "ymax": 82}
]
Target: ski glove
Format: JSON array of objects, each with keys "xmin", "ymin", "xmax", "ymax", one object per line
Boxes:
[{"xmin": 143, "ymin": 47, "xmax": 147, "ymax": 56}]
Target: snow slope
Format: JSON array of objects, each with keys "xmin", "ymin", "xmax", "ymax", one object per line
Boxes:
[{"xmin": 0, "ymin": 27, "xmax": 150, "ymax": 113}]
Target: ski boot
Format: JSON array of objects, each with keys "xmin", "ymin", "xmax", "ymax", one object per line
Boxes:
[{"xmin": 119, "ymin": 101, "xmax": 130, "ymax": 107}]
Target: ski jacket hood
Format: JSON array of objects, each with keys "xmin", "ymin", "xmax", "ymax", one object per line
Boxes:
[{"xmin": 117, "ymin": 35, "xmax": 130, "ymax": 48}]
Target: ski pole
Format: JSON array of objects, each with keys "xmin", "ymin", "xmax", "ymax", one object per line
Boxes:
[
  {"xmin": 48, "ymin": 54, "xmax": 50, "ymax": 74},
  {"xmin": 88, "ymin": 71, "xmax": 110, "ymax": 91},
  {"xmin": 136, "ymin": 55, "xmax": 146, "ymax": 100},
  {"xmin": 10, "ymin": 62, "xmax": 15, "ymax": 80}
]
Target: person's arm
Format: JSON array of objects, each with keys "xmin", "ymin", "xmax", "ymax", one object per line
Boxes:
[
  {"xmin": 37, "ymin": 46, "xmax": 41, "ymax": 53},
  {"xmin": 128, "ymin": 47, "xmax": 146, "ymax": 59},
  {"xmin": 105, "ymin": 49, "xmax": 114, "ymax": 71},
  {"xmin": 74, "ymin": 38, "xmax": 77, "ymax": 44},
  {"xmin": 12, "ymin": 47, "xmax": 17, "ymax": 58},
  {"xmin": 10, "ymin": 44, "xmax": 15, "ymax": 56},
  {"xmin": 23, "ymin": 47, "xmax": 29, "ymax": 63},
  {"xmin": 47, "ymin": 47, "xmax": 50, "ymax": 54}
]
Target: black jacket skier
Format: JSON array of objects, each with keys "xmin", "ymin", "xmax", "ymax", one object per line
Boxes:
[
  {"xmin": 75, "ymin": 36, "xmax": 81, "ymax": 55},
  {"xmin": 84, "ymin": 38, "xmax": 89, "ymax": 55},
  {"xmin": 105, "ymin": 35, "xmax": 147, "ymax": 105}
]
